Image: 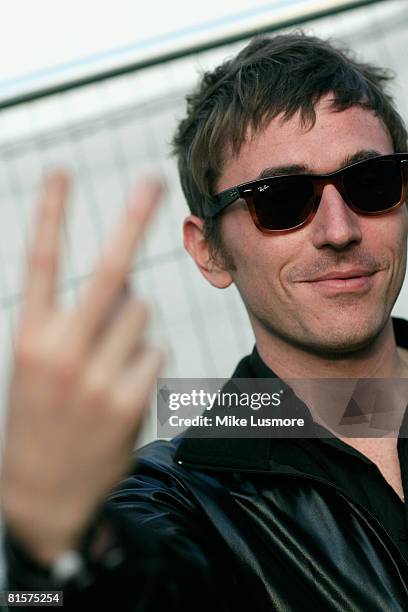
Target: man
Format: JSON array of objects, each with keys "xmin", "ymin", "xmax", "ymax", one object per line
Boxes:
[{"xmin": 1, "ymin": 32, "xmax": 408, "ymax": 610}]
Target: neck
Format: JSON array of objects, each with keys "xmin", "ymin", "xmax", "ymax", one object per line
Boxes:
[
  {"xmin": 253, "ymin": 317, "xmax": 408, "ymax": 379},
  {"xmin": 253, "ymin": 317, "xmax": 408, "ymax": 437}
]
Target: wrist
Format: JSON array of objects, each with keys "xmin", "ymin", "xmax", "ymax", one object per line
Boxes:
[
  {"xmin": 48, "ymin": 517, "xmax": 125, "ymax": 588},
  {"xmin": 4, "ymin": 522, "xmax": 82, "ymax": 567},
  {"xmin": 2, "ymin": 496, "xmax": 88, "ymax": 566},
  {"xmin": 4, "ymin": 508, "xmax": 125, "ymax": 589}
]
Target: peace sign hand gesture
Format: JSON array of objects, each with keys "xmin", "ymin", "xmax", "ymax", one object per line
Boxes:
[{"xmin": 0, "ymin": 171, "xmax": 165, "ymax": 565}]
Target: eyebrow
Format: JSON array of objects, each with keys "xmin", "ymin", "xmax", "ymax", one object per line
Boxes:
[{"xmin": 255, "ymin": 149, "xmax": 384, "ymax": 180}]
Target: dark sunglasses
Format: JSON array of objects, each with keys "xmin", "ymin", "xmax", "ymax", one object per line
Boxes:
[{"xmin": 206, "ymin": 153, "xmax": 408, "ymax": 233}]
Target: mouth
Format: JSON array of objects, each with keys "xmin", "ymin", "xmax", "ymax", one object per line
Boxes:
[{"xmin": 301, "ymin": 270, "xmax": 379, "ymax": 294}]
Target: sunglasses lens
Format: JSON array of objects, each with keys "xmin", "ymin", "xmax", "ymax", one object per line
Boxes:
[
  {"xmin": 254, "ymin": 176, "xmax": 314, "ymax": 230},
  {"xmin": 245, "ymin": 156, "xmax": 405, "ymax": 232},
  {"xmin": 344, "ymin": 159, "xmax": 403, "ymax": 212}
]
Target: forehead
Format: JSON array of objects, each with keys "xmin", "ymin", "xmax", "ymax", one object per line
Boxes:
[{"xmin": 218, "ymin": 95, "xmax": 393, "ymax": 191}]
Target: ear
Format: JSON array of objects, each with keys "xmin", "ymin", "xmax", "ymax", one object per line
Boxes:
[{"xmin": 183, "ymin": 214, "xmax": 233, "ymax": 289}]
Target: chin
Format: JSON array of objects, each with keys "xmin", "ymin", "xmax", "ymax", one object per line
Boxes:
[{"xmin": 297, "ymin": 313, "xmax": 388, "ymax": 357}]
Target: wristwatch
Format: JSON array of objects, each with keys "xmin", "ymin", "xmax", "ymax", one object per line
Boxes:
[
  {"xmin": 4, "ymin": 510, "xmax": 125, "ymax": 591},
  {"xmin": 51, "ymin": 516, "xmax": 125, "ymax": 588},
  {"xmin": 49, "ymin": 549, "xmax": 91, "ymax": 588}
]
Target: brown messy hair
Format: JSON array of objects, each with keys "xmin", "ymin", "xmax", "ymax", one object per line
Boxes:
[{"xmin": 171, "ymin": 32, "xmax": 407, "ymax": 261}]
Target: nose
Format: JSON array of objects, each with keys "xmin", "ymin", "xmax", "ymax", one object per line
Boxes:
[{"xmin": 310, "ymin": 184, "xmax": 362, "ymax": 250}]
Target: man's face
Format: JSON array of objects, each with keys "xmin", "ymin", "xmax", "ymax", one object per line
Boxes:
[{"xmin": 215, "ymin": 94, "xmax": 408, "ymax": 356}]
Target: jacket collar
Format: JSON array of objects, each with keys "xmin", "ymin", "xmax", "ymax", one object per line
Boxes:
[{"xmin": 175, "ymin": 317, "xmax": 408, "ymax": 471}]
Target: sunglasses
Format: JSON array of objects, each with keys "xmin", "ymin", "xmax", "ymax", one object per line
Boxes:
[{"xmin": 206, "ymin": 153, "xmax": 408, "ymax": 233}]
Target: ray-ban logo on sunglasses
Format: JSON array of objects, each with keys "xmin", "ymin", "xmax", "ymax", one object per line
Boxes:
[{"xmin": 258, "ymin": 184, "xmax": 270, "ymax": 192}]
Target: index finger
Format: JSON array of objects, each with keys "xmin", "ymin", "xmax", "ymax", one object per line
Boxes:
[
  {"xmin": 20, "ymin": 171, "xmax": 70, "ymax": 326},
  {"xmin": 76, "ymin": 177, "xmax": 164, "ymax": 344}
]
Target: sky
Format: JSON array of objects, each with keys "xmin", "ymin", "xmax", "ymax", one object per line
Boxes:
[{"xmin": 0, "ymin": 0, "xmax": 356, "ymax": 101}]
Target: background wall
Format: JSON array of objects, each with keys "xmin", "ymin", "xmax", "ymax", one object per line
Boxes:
[{"xmin": 0, "ymin": 0, "xmax": 407, "ymax": 451}]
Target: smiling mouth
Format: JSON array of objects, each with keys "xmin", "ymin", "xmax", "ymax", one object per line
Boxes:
[{"xmin": 304, "ymin": 272, "xmax": 378, "ymax": 292}]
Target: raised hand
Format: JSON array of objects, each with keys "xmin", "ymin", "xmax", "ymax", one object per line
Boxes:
[{"xmin": 0, "ymin": 171, "xmax": 165, "ymax": 564}]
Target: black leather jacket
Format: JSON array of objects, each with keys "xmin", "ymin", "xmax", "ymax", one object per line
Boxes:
[
  {"xmin": 6, "ymin": 427, "xmax": 408, "ymax": 612},
  {"xmin": 5, "ymin": 349, "xmax": 408, "ymax": 611},
  {"xmin": 102, "ymin": 429, "xmax": 407, "ymax": 611}
]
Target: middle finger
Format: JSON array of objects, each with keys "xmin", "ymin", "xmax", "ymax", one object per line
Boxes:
[{"xmin": 76, "ymin": 178, "xmax": 163, "ymax": 347}]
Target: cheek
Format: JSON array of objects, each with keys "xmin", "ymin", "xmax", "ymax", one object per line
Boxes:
[
  {"xmin": 220, "ymin": 213, "xmax": 296, "ymax": 294},
  {"xmin": 367, "ymin": 209, "xmax": 408, "ymax": 256},
  {"xmin": 398, "ymin": 205, "xmax": 408, "ymax": 242}
]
